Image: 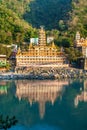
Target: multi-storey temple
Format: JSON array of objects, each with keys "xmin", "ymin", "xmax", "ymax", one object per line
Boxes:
[{"xmin": 16, "ymin": 27, "xmax": 68, "ymax": 67}]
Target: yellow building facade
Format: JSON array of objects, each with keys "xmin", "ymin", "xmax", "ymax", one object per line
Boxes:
[{"xmin": 16, "ymin": 27, "xmax": 68, "ymax": 67}]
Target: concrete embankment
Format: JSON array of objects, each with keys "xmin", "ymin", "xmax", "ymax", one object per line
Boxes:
[{"xmin": 0, "ymin": 67, "xmax": 87, "ymax": 80}]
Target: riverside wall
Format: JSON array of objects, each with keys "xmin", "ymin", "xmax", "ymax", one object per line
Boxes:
[{"xmin": 0, "ymin": 67, "xmax": 87, "ymax": 80}]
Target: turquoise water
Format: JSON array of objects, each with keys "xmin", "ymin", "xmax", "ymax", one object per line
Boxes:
[{"xmin": 0, "ymin": 79, "xmax": 87, "ymax": 130}]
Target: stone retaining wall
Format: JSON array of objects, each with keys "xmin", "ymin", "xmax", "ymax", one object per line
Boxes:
[{"xmin": 0, "ymin": 67, "xmax": 87, "ymax": 80}]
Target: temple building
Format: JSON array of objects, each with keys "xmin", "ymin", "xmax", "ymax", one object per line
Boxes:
[
  {"xmin": 15, "ymin": 80, "xmax": 68, "ymax": 119},
  {"xmin": 16, "ymin": 27, "xmax": 68, "ymax": 67},
  {"xmin": 75, "ymin": 31, "xmax": 87, "ymax": 48},
  {"xmin": 75, "ymin": 32, "xmax": 87, "ymax": 58}
]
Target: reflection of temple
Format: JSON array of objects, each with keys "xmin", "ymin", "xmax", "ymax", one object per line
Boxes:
[
  {"xmin": 16, "ymin": 80, "xmax": 69, "ymax": 119},
  {"xmin": 74, "ymin": 80, "xmax": 87, "ymax": 107},
  {"xmin": 0, "ymin": 81, "xmax": 8, "ymax": 94}
]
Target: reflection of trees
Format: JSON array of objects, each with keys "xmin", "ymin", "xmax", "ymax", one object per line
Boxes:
[
  {"xmin": 0, "ymin": 115, "xmax": 17, "ymax": 130},
  {"xmin": 0, "ymin": 81, "xmax": 10, "ymax": 95}
]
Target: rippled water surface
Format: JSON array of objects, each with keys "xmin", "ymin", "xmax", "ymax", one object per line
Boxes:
[{"xmin": 0, "ymin": 79, "xmax": 87, "ymax": 130}]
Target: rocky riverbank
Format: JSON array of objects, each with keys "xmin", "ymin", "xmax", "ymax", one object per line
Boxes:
[{"xmin": 0, "ymin": 67, "xmax": 87, "ymax": 80}]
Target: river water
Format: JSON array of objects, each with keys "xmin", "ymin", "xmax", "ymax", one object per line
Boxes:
[{"xmin": 0, "ymin": 79, "xmax": 87, "ymax": 130}]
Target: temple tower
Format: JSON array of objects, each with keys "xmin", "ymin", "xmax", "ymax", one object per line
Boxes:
[
  {"xmin": 75, "ymin": 31, "xmax": 81, "ymax": 47},
  {"xmin": 38, "ymin": 26, "xmax": 46, "ymax": 46},
  {"xmin": 76, "ymin": 31, "xmax": 80, "ymax": 41}
]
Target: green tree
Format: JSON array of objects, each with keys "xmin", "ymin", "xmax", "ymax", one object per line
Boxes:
[
  {"xmin": 65, "ymin": 47, "xmax": 82, "ymax": 62},
  {"xmin": 55, "ymin": 37, "xmax": 72, "ymax": 48},
  {"xmin": 59, "ymin": 20, "xmax": 66, "ymax": 31}
]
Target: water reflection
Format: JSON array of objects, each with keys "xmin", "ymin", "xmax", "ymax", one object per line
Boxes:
[
  {"xmin": 74, "ymin": 80, "xmax": 87, "ymax": 107},
  {"xmin": 0, "ymin": 80, "xmax": 9, "ymax": 94},
  {"xmin": 1, "ymin": 80, "xmax": 87, "ymax": 129},
  {"xmin": 15, "ymin": 80, "xmax": 69, "ymax": 119}
]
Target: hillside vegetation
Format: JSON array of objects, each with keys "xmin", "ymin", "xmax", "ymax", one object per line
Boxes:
[
  {"xmin": 23, "ymin": 0, "xmax": 72, "ymax": 30},
  {"xmin": 68, "ymin": 0, "xmax": 87, "ymax": 36},
  {"xmin": 0, "ymin": 0, "xmax": 37, "ymax": 45},
  {"xmin": 0, "ymin": 0, "xmax": 87, "ymax": 45},
  {"xmin": 0, "ymin": 0, "xmax": 31, "ymax": 17}
]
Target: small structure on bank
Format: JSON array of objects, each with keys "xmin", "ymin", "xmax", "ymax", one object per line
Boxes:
[
  {"xmin": 0, "ymin": 55, "xmax": 7, "ymax": 72},
  {"xmin": 16, "ymin": 26, "xmax": 68, "ymax": 68}
]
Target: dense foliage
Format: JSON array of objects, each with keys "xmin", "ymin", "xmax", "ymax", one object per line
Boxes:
[
  {"xmin": 0, "ymin": 0, "xmax": 31, "ymax": 17},
  {"xmin": 65, "ymin": 47, "xmax": 82, "ymax": 62},
  {"xmin": 68, "ymin": 0, "xmax": 87, "ymax": 37},
  {"xmin": 23, "ymin": 0, "xmax": 72, "ymax": 30},
  {"xmin": 0, "ymin": 1, "xmax": 38, "ymax": 45}
]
